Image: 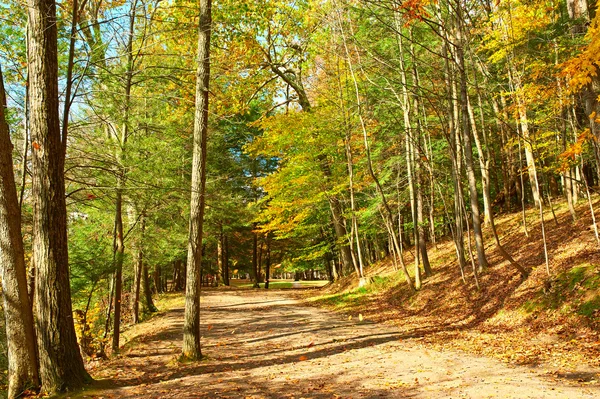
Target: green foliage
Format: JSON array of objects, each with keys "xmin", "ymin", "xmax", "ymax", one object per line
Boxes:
[
  {"xmin": 311, "ymin": 271, "xmax": 407, "ymax": 310},
  {"xmin": 69, "ymin": 210, "xmax": 114, "ymax": 302}
]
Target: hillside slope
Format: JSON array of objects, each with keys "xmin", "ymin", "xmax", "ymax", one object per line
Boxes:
[{"xmin": 308, "ymin": 197, "xmax": 600, "ymax": 374}]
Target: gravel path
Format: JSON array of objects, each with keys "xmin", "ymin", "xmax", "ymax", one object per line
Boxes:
[{"xmin": 79, "ymin": 290, "xmax": 600, "ymax": 398}]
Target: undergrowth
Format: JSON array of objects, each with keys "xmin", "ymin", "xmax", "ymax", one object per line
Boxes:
[{"xmin": 523, "ymin": 263, "xmax": 600, "ymax": 321}]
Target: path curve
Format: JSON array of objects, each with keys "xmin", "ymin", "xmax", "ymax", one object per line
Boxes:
[{"xmin": 82, "ymin": 290, "xmax": 599, "ymax": 398}]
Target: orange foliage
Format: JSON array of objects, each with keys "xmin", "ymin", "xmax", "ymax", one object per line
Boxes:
[{"xmin": 558, "ymin": 129, "xmax": 596, "ymax": 171}]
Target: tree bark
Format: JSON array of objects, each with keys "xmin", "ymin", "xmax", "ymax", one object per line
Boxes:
[
  {"xmin": 140, "ymin": 261, "xmax": 156, "ymax": 313},
  {"xmin": 252, "ymin": 227, "xmax": 260, "ymax": 288},
  {"xmin": 111, "ymin": 190, "xmax": 125, "ymax": 352},
  {"xmin": 0, "ymin": 63, "xmax": 40, "ymax": 399},
  {"xmin": 132, "ymin": 213, "xmax": 145, "ymax": 324},
  {"xmin": 154, "ymin": 265, "xmax": 163, "ymax": 294},
  {"xmin": 182, "ymin": 0, "xmax": 211, "ymax": 361},
  {"xmin": 111, "ymin": 0, "xmax": 137, "ymax": 353},
  {"xmin": 264, "ymin": 235, "xmax": 271, "ymax": 289},
  {"xmin": 454, "ymin": 11, "xmax": 489, "ymax": 271},
  {"xmin": 222, "ymin": 234, "xmax": 230, "ymax": 286},
  {"xmin": 27, "ymin": 0, "xmax": 90, "ymax": 392}
]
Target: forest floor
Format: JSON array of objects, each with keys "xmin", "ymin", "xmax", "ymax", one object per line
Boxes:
[
  {"xmin": 67, "ymin": 289, "xmax": 600, "ymax": 399},
  {"xmin": 303, "ymin": 195, "xmax": 600, "ymax": 370}
]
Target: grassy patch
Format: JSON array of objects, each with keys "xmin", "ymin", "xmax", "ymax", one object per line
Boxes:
[
  {"xmin": 311, "ymin": 288, "xmax": 369, "ymax": 310},
  {"xmin": 579, "ymin": 296, "xmax": 600, "ymax": 318},
  {"xmin": 155, "ymin": 293, "xmax": 186, "ymax": 312},
  {"xmin": 310, "ymin": 273, "xmax": 404, "ymax": 310},
  {"xmin": 522, "ymin": 263, "xmax": 600, "ymax": 318}
]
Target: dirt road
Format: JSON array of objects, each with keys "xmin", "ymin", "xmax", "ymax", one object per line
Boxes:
[{"xmin": 78, "ymin": 290, "xmax": 599, "ymax": 398}]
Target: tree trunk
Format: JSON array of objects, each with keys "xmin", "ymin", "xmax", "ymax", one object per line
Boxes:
[
  {"xmin": 416, "ymin": 166, "xmax": 432, "ymax": 276},
  {"xmin": 257, "ymin": 240, "xmax": 264, "ymax": 282},
  {"xmin": 0, "ymin": 63, "xmax": 40, "ymax": 399},
  {"xmin": 454, "ymin": 15, "xmax": 489, "ymax": 272},
  {"xmin": 329, "ymin": 197, "xmax": 355, "ymax": 276},
  {"xmin": 182, "ymin": 0, "xmax": 211, "ymax": 361},
  {"xmin": 467, "ymin": 94, "xmax": 492, "ymax": 227},
  {"xmin": 140, "ymin": 262, "xmax": 156, "ymax": 313},
  {"xmin": 252, "ymin": 227, "xmax": 260, "ymax": 288},
  {"xmin": 132, "ymin": 213, "xmax": 145, "ymax": 324},
  {"xmin": 264, "ymin": 235, "xmax": 271, "ymax": 289},
  {"xmin": 27, "ymin": 0, "xmax": 90, "ymax": 392},
  {"xmin": 111, "ymin": 0, "xmax": 136, "ymax": 353},
  {"xmin": 217, "ymin": 225, "xmax": 223, "ymax": 285},
  {"xmin": 222, "ymin": 234, "xmax": 230, "ymax": 286},
  {"xmin": 152, "ymin": 265, "xmax": 160, "ymax": 293},
  {"xmin": 436, "ymin": 2, "xmax": 467, "ymax": 274},
  {"xmin": 111, "ymin": 190, "xmax": 125, "ymax": 352}
]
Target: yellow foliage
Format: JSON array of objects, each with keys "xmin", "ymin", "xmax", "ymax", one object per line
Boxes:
[{"xmin": 562, "ymin": 14, "xmax": 600, "ymax": 92}]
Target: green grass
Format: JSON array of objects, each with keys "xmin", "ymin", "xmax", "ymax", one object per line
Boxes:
[
  {"xmin": 579, "ymin": 296, "xmax": 600, "ymax": 318},
  {"xmin": 154, "ymin": 292, "xmax": 186, "ymax": 312},
  {"xmin": 522, "ymin": 263, "xmax": 600, "ymax": 318},
  {"xmin": 310, "ymin": 273, "xmax": 403, "ymax": 310}
]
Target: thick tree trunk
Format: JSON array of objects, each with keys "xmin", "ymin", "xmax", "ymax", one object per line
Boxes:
[
  {"xmin": 27, "ymin": 0, "xmax": 90, "ymax": 392},
  {"xmin": 182, "ymin": 0, "xmax": 211, "ymax": 361},
  {"xmin": 0, "ymin": 63, "xmax": 40, "ymax": 399}
]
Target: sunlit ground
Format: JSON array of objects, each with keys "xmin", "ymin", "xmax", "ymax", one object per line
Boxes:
[{"xmin": 228, "ymin": 278, "xmax": 329, "ymax": 289}]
